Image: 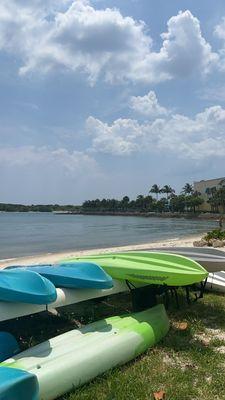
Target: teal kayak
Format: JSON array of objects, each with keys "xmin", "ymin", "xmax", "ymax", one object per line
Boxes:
[
  {"xmin": 61, "ymin": 251, "xmax": 208, "ymax": 286},
  {"xmin": 0, "ymin": 269, "xmax": 57, "ymax": 304},
  {"xmin": 9, "ymin": 262, "xmax": 113, "ymax": 289},
  {"xmin": 0, "ymin": 304, "xmax": 169, "ymax": 400}
]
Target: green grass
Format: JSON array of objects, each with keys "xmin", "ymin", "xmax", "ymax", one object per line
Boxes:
[{"xmin": 3, "ymin": 290, "xmax": 225, "ymax": 400}]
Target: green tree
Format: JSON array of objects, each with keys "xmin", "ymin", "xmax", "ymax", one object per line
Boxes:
[
  {"xmin": 161, "ymin": 185, "xmax": 175, "ymax": 200},
  {"xmin": 154, "ymin": 198, "xmax": 168, "ymax": 213},
  {"xmin": 186, "ymin": 194, "xmax": 203, "ymax": 213},
  {"xmin": 182, "ymin": 183, "xmax": 194, "ymax": 195},
  {"xmin": 135, "ymin": 195, "xmax": 145, "ymax": 211},
  {"xmin": 144, "ymin": 195, "xmax": 155, "ymax": 211},
  {"xmin": 169, "ymin": 195, "xmax": 186, "ymax": 212},
  {"xmin": 216, "ymin": 187, "xmax": 225, "ymax": 213},
  {"xmin": 121, "ymin": 196, "xmax": 130, "ymax": 211},
  {"xmin": 149, "ymin": 184, "xmax": 161, "ymax": 200}
]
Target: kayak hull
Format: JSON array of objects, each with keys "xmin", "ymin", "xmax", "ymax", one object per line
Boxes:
[
  {"xmin": 0, "ymin": 279, "xmax": 143, "ymax": 322},
  {"xmin": 206, "ymin": 271, "xmax": 225, "ymax": 292},
  {"xmin": 10, "ymin": 262, "xmax": 113, "ymax": 289},
  {"xmin": 0, "ymin": 304, "xmax": 169, "ymax": 400},
  {"xmin": 0, "ymin": 269, "xmax": 57, "ymax": 304},
  {"xmin": 61, "ymin": 252, "xmax": 208, "ymax": 286},
  {"xmin": 147, "ymin": 247, "xmax": 225, "ymax": 273}
]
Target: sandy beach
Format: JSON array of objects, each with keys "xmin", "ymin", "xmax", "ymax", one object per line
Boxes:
[{"xmin": 0, "ymin": 233, "xmax": 213, "ymax": 268}]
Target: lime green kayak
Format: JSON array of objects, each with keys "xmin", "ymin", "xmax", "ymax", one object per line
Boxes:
[
  {"xmin": 61, "ymin": 251, "xmax": 208, "ymax": 286},
  {"xmin": 0, "ymin": 304, "xmax": 169, "ymax": 400}
]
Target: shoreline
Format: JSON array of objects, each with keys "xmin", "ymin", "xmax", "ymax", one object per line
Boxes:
[
  {"xmin": 0, "ymin": 233, "xmax": 206, "ymax": 268},
  {"xmin": 55, "ymin": 211, "xmax": 222, "ymax": 221},
  {"xmin": 0, "ymin": 210, "xmax": 223, "ymax": 221}
]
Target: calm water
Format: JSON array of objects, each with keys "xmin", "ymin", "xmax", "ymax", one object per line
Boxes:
[{"xmin": 0, "ymin": 212, "xmax": 217, "ymax": 260}]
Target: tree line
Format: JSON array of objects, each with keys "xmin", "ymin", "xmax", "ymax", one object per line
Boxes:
[
  {"xmin": 205, "ymin": 179, "xmax": 225, "ymax": 213},
  {"xmin": 2, "ymin": 181, "xmax": 225, "ymax": 214},
  {"xmin": 0, "ymin": 203, "xmax": 80, "ymax": 212},
  {"xmin": 82, "ymin": 183, "xmax": 204, "ymax": 213}
]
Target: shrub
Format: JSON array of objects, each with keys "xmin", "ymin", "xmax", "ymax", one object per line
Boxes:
[{"xmin": 204, "ymin": 228, "xmax": 225, "ymax": 242}]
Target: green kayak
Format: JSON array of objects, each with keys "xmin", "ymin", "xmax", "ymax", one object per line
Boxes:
[
  {"xmin": 61, "ymin": 251, "xmax": 208, "ymax": 286},
  {"xmin": 0, "ymin": 304, "xmax": 169, "ymax": 400}
]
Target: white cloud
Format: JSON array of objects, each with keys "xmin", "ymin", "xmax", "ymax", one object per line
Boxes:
[
  {"xmin": 86, "ymin": 105, "xmax": 225, "ymax": 159},
  {"xmin": 0, "ymin": 2, "xmax": 219, "ymax": 84},
  {"xmin": 0, "ymin": 146, "xmax": 99, "ymax": 175},
  {"xmin": 214, "ymin": 17, "xmax": 225, "ymax": 72},
  {"xmin": 215, "ymin": 18, "xmax": 225, "ymax": 40},
  {"xmin": 0, "ymin": 145, "xmax": 106, "ymax": 203},
  {"xmin": 159, "ymin": 10, "xmax": 218, "ymax": 76},
  {"xmin": 86, "ymin": 116, "xmax": 140, "ymax": 155},
  {"xmin": 130, "ymin": 91, "xmax": 168, "ymax": 117},
  {"xmin": 0, "ymin": 0, "xmax": 151, "ymax": 83}
]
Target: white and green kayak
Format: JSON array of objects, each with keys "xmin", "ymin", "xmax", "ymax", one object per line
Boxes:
[{"xmin": 0, "ymin": 304, "xmax": 169, "ymax": 400}]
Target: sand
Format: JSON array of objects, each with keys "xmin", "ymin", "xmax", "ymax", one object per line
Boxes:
[{"xmin": 0, "ymin": 233, "xmax": 208, "ymax": 268}]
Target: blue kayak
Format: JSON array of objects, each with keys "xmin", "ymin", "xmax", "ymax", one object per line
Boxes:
[
  {"xmin": 10, "ymin": 262, "xmax": 113, "ymax": 289},
  {"xmin": 0, "ymin": 269, "xmax": 57, "ymax": 304}
]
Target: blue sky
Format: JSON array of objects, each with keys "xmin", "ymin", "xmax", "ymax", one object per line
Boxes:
[{"xmin": 1, "ymin": 0, "xmax": 225, "ymax": 204}]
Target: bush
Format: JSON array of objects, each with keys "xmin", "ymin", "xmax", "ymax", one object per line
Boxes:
[{"xmin": 204, "ymin": 228, "xmax": 225, "ymax": 242}]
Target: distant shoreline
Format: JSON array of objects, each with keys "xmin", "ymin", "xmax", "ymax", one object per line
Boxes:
[
  {"xmin": 53, "ymin": 210, "xmax": 221, "ymax": 221},
  {"xmin": 0, "ymin": 209, "xmax": 222, "ymax": 221}
]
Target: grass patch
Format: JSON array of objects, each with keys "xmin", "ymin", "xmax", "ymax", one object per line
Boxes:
[{"xmin": 2, "ymin": 291, "xmax": 225, "ymax": 399}]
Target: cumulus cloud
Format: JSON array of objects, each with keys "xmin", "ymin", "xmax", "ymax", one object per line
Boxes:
[
  {"xmin": 159, "ymin": 10, "xmax": 218, "ymax": 76},
  {"xmin": 130, "ymin": 91, "xmax": 168, "ymax": 117},
  {"xmin": 86, "ymin": 116, "xmax": 140, "ymax": 155},
  {"xmin": 0, "ymin": 2, "xmax": 219, "ymax": 83},
  {"xmin": 86, "ymin": 105, "xmax": 225, "ymax": 159},
  {"xmin": 0, "ymin": 0, "xmax": 151, "ymax": 83}
]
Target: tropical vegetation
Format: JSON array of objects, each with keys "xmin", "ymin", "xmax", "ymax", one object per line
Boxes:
[
  {"xmin": 0, "ymin": 203, "xmax": 80, "ymax": 213},
  {"xmin": 4, "ymin": 180, "xmax": 225, "ymax": 215},
  {"xmin": 204, "ymin": 228, "xmax": 225, "ymax": 242},
  {"xmin": 205, "ymin": 179, "xmax": 225, "ymax": 213},
  {"xmin": 82, "ymin": 183, "xmax": 204, "ymax": 214}
]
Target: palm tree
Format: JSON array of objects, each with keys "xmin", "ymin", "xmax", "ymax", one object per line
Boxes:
[
  {"xmin": 206, "ymin": 187, "xmax": 219, "ymax": 212},
  {"xmin": 208, "ymin": 192, "xmax": 220, "ymax": 213},
  {"xmin": 121, "ymin": 196, "xmax": 130, "ymax": 211},
  {"xmin": 182, "ymin": 183, "xmax": 193, "ymax": 195},
  {"xmin": 149, "ymin": 184, "xmax": 161, "ymax": 200},
  {"xmin": 161, "ymin": 185, "xmax": 175, "ymax": 200},
  {"xmin": 216, "ymin": 187, "xmax": 225, "ymax": 213},
  {"xmin": 136, "ymin": 195, "xmax": 144, "ymax": 210}
]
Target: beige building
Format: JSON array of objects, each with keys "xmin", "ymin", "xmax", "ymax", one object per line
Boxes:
[{"xmin": 194, "ymin": 177, "xmax": 225, "ymax": 212}]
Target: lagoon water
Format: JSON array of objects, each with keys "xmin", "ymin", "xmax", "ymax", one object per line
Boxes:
[{"xmin": 0, "ymin": 212, "xmax": 217, "ymax": 260}]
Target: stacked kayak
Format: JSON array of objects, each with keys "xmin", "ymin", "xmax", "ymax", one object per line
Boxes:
[
  {"xmin": 0, "ymin": 269, "xmax": 57, "ymax": 304},
  {"xmin": 0, "ymin": 280, "xmax": 129, "ymax": 322},
  {"xmin": 145, "ymin": 247, "xmax": 225, "ymax": 292},
  {"xmin": 9, "ymin": 262, "xmax": 113, "ymax": 290},
  {"xmin": 0, "ymin": 250, "xmax": 210, "ymax": 399},
  {"xmin": 206, "ymin": 271, "xmax": 225, "ymax": 292},
  {"xmin": 0, "ymin": 251, "xmax": 208, "ymax": 322},
  {"xmin": 146, "ymin": 247, "xmax": 225, "ymax": 273},
  {"xmin": 0, "ymin": 304, "xmax": 169, "ymax": 400},
  {"xmin": 62, "ymin": 251, "xmax": 208, "ymax": 286},
  {"xmin": 0, "ymin": 262, "xmax": 115, "ymax": 322}
]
